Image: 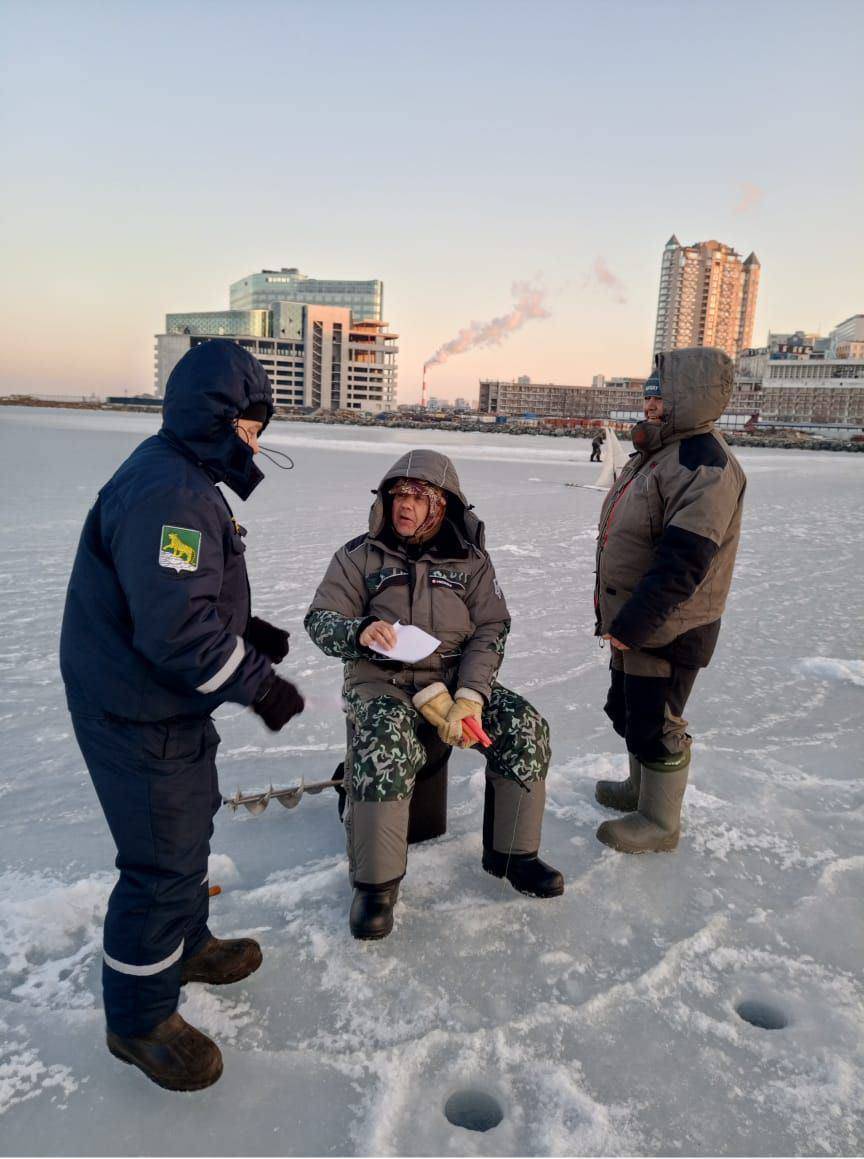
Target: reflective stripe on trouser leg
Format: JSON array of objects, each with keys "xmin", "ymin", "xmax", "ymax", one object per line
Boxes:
[{"xmin": 71, "ymin": 713, "xmax": 220, "ymax": 1038}]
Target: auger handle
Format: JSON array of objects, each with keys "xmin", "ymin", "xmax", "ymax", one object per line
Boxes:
[{"xmin": 462, "ymin": 717, "xmax": 492, "ymax": 748}]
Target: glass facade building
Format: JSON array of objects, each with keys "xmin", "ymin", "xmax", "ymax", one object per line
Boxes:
[{"xmin": 229, "ymin": 268, "xmax": 382, "ymax": 322}]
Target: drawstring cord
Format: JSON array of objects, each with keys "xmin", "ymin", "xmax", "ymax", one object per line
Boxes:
[
  {"xmin": 232, "ymin": 418, "xmax": 295, "ymax": 470},
  {"xmin": 257, "ymin": 445, "xmax": 295, "ymax": 470}
]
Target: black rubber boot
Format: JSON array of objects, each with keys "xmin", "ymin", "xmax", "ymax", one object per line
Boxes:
[
  {"xmin": 482, "ymin": 849, "xmax": 564, "ymax": 898},
  {"xmin": 596, "ymin": 751, "xmax": 690, "ymax": 854},
  {"xmin": 349, "ymin": 879, "xmax": 401, "ymax": 940},
  {"xmin": 106, "ymin": 1012, "xmax": 223, "ymax": 1091},
  {"xmin": 180, "ymin": 936, "xmax": 263, "ymax": 986},
  {"xmin": 594, "ymin": 752, "xmax": 641, "ymax": 812}
]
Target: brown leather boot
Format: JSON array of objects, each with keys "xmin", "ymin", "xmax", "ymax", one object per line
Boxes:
[
  {"xmin": 106, "ymin": 1012, "xmax": 222, "ymax": 1091},
  {"xmin": 180, "ymin": 937, "xmax": 263, "ymax": 986}
]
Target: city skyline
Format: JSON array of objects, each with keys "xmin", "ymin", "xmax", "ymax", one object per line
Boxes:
[{"xmin": 2, "ymin": 0, "xmax": 862, "ymax": 402}]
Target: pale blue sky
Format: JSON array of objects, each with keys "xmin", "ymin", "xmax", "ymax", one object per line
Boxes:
[{"xmin": 2, "ymin": 0, "xmax": 862, "ymax": 400}]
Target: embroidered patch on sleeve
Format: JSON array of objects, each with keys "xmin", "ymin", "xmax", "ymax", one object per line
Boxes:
[{"xmin": 159, "ymin": 525, "xmax": 202, "ymax": 572}]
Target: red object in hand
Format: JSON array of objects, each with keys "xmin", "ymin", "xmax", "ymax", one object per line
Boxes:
[
  {"xmin": 462, "ymin": 717, "xmax": 492, "ymax": 748},
  {"xmin": 208, "ymin": 885, "xmax": 222, "ymax": 898}
]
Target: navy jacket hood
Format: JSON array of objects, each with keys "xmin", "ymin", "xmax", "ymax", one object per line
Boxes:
[{"xmin": 160, "ymin": 340, "xmax": 274, "ymax": 500}]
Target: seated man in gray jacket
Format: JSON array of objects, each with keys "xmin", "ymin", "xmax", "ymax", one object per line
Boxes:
[{"xmin": 306, "ymin": 449, "xmax": 563, "ymax": 939}]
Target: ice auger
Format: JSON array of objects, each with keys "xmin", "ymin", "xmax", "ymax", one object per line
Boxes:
[{"xmin": 222, "ymin": 777, "xmax": 342, "ymax": 815}]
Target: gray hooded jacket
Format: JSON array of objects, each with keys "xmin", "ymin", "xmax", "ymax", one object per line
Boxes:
[
  {"xmin": 305, "ymin": 450, "xmax": 511, "ymax": 703},
  {"xmin": 595, "ymin": 347, "xmax": 746, "ymax": 656}
]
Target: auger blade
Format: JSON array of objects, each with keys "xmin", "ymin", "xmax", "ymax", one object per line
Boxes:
[
  {"xmin": 275, "ymin": 785, "xmax": 304, "ymax": 809},
  {"xmin": 223, "ymin": 777, "xmax": 341, "ymax": 816}
]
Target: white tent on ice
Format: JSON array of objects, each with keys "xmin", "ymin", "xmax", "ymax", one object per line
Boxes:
[{"xmin": 568, "ymin": 426, "xmax": 630, "ymax": 490}]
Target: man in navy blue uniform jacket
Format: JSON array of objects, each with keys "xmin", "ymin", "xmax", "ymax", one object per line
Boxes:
[{"xmin": 60, "ymin": 340, "xmax": 304, "ymax": 1091}]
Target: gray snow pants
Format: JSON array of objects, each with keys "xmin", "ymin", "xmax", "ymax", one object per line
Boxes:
[{"xmin": 343, "ymin": 685, "xmax": 551, "ymax": 885}]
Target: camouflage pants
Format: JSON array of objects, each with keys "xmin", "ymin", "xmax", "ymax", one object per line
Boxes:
[{"xmin": 344, "ymin": 684, "xmax": 550, "ymax": 803}]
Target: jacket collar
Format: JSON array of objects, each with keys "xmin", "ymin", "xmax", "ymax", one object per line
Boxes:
[{"xmin": 373, "ymin": 518, "xmax": 470, "ymax": 561}]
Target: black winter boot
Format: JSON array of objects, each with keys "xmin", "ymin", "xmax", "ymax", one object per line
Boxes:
[
  {"xmin": 106, "ymin": 1012, "xmax": 223, "ymax": 1091},
  {"xmin": 595, "ymin": 752, "xmax": 641, "ymax": 812},
  {"xmin": 180, "ymin": 936, "xmax": 263, "ymax": 986},
  {"xmin": 349, "ymin": 879, "xmax": 401, "ymax": 940},
  {"xmin": 482, "ymin": 849, "xmax": 564, "ymax": 898}
]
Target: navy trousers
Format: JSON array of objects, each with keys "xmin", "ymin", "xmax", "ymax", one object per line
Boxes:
[{"xmin": 71, "ymin": 713, "xmax": 221, "ymax": 1037}]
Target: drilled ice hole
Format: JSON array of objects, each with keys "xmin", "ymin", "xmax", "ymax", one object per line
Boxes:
[
  {"xmin": 444, "ymin": 1089, "xmax": 504, "ymax": 1132},
  {"xmin": 735, "ymin": 998, "xmax": 788, "ymax": 1030}
]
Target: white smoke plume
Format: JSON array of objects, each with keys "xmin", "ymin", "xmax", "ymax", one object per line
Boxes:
[
  {"xmin": 589, "ymin": 257, "xmax": 627, "ymax": 304},
  {"xmin": 733, "ymin": 181, "xmax": 764, "ymax": 215},
  {"xmin": 425, "ymin": 281, "xmax": 550, "ymax": 368}
]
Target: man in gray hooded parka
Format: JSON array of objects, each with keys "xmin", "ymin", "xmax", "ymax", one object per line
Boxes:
[
  {"xmin": 593, "ymin": 347, "xmax": 746, "ymax": 854},
  {"xmin": 306, "ymin": 450, "xmax": 563, "ymax": 938}
]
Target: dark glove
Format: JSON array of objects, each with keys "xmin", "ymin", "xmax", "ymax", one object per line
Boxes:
[
  {"xmin": 245, "ymin": 616, "xmax": 290, "ymax": 664},
  {"xmin": 252, "ymin": 675, "xmax": 305, "ymax": 732}
]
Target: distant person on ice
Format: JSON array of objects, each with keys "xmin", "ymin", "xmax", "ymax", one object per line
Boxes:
[
  {"xmin": 590, "ymin": 432, "xmax": 604, "ymax": 462},
  {"xmin": 60, "ymin": 341, "xmax": 305, "ymax": 1091},
  {"xmin": 593, "ymin": 347, "xmax": 746, "ymax": 853},
  {"xmin": 305, "ymin": 449, "xmax": 563, "ymax": 940}
]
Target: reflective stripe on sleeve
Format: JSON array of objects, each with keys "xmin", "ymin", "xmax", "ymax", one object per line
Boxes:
[
  {"xmin": 196, "ymin": 636, "xmax": 245, "ymax": 694},
  {"xmin": 103, "ymin": 939, "xmax": 184, "ymax": 977}
]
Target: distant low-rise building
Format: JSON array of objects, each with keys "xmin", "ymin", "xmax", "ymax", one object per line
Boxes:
[
  {"xmin": 828, "ymin": 314, "xmax": 864, "ymax": 359},
  {"xmin": 481, "ymin": 359, "xmax": 864, "ymax": 436},
  {"xmin": 478, "ymin": 378, "xmax": 644, "ymax": 420},
  {"xmin": 733, "ymin": 317, "xmax": 864, "ymax": 430}
]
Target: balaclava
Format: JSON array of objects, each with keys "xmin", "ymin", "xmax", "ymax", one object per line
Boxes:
[{"xmin": 237, "ymin": 400, "xmax": 270, "ymax": 432}]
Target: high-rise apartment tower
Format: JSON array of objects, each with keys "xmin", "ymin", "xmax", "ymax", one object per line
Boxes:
[{"xmin": 653, "ymin": 237, "xmax": 760, "ymax": 360}]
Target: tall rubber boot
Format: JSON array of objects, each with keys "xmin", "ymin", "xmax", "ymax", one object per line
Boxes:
[
  {"xmin": 595, "ymin": 751, "xmax": 690, "ymax": 854},
  {"xmin": 594, "ymin": 752, "xmax": 641, "ymax": 812}
]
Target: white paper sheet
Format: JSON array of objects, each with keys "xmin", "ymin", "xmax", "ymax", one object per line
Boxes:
[{"xmin": 368, "ymin": 621, "xmax": 441, "ymax": 663}]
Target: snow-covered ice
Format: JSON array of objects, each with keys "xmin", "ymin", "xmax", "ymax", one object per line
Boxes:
[{"xmin": 0, "ymin": 408, "xmax": 862, "ymax": 1156}]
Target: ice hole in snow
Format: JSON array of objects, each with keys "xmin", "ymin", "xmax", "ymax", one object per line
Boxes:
[
  {"xmin": 735, "ymin": 998, "xmax": 788, "ymax": 1030},
  {"xmin": 443, "ymin": 1088, "xmax": 504, "ymax": 1132}
]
